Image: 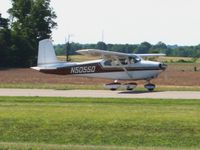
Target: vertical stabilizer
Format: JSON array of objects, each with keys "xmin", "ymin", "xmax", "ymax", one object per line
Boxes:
[{"xmin": 38, "ymin": 39, "xmax": 59, "ymax": 66}]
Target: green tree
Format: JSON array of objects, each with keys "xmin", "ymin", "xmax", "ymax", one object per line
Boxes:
[
  {"xmin": 150, "ymin": 41, "xmax": 167, "ymax": 53},
  {"xmin": 8, "ymin": 0, "xmax": 57, "ymax": 67},
  {"xmin": 96, "ymin": 41, "xmax": 107, "ymax": 50},
  {"xmin": 0, "ymin": 13, "xmax": 11, "ymax": 67},
  {"xmin": 0, "ymin": 14, "xmax": 9, "ymax": 28},
  {"xmin": 152, "ymin": 41, "xmax": 167, "ymax": 49},
  {"xmin": 136, "ymin": 42, "xmax": 152, "ymax": 53},
  {"xmin": 0, "ymin": 28, "xmax": 12, "ymax": 67}
]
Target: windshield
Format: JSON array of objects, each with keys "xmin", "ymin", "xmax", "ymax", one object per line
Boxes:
[{"xmin": 129, "ymin": 56, "xmax": 141, "ymax": 63}]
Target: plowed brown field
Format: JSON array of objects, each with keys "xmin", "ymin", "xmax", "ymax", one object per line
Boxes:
[{"xmin": 0, "ymin": 63, "xmax": 200, "ymax": 86}]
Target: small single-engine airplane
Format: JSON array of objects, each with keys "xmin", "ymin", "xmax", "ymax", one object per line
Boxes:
[{"xmin": 32, "ymin": 39, "xmax": 167, "ymax": 91}]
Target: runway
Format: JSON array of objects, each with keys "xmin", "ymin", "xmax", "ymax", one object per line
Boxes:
[{"xmin": 0, "ymin": 88, "xmax": 200, "ymax": 99}]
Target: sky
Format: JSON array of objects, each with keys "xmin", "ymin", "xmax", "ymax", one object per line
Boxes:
[{"xmin": 1, "ymin": 0, "xmax": 200, "ymax": 45}]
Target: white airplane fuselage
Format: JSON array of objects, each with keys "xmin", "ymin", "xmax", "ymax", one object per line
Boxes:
[{"xmin": 34, "ymin": 59, "xmax": 166, "ymax": 81}]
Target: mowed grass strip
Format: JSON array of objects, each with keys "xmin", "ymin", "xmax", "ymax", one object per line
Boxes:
[
  {"xmin": 0, "ymin": 83, "xmax": 104, "ymax": 90},
  {"xmin": 0, "ymin": 142, "xmax": 199, "ymax": 150},
  {"xmin": 0, "ymin": 97, "xmax": 199, "ymax": 149},
  {"xmin": 1, "ymin": 83, "xmax": 200, "ymax": 91}
]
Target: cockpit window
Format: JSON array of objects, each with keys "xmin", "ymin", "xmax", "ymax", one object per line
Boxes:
[
  {"xmin": 104, "ymin": 60, "xmax": 112, "ymax": 66},
  {"xmin": 119, "ymin": 59, "xmax": 128, "ymax": 65},
  {"xmin": 103, "ymin": 56, "xmax": 141, "ymax": 67}
]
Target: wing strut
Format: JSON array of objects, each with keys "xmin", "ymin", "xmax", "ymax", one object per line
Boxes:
[{"xmin": 114, "ymin": 57, "xmax": 133, "ymax": 79}]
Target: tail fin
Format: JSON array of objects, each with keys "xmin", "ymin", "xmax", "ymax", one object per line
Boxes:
[{"xmin": 37, "ymin": 39, "xmax": 59, "ymax": 66}]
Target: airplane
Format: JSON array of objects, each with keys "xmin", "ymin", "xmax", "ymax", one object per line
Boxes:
[{"xmin": 31, "ymin": 39, "xmax": 167, "ymax": 91}]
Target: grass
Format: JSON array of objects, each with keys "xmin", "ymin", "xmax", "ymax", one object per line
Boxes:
[
  {"xmin": 156, "ymin": 56, "xmax": 199, "ymax": 63},
  {"xmin": 0, "ymin": 142, "xmax": 199, "ymax": 150},
  {"xmin": 0, "ymin": 83, "xmax": 104, "ymax": 90},
  {"xmin": 1, "ymin": 143, "xmax": 200, "ymax": 150},
  {"xmin": 57, "ymin": 55, "xmax": 100, "ymax": 62},
  {"xmin": 1, "ymin": 83, "xmax": 200, "ymax": 91},
  {"xmin": 156, "ymin": 85, "xmax": 200, "ymax": 91},
  {"xmin": 0, "ymin": 97, "xmax": 199, "ymax": 150}
]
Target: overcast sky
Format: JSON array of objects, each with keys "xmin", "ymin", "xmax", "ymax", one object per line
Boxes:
[{"xmin": 1, "ymin": 0, "xmax": 200, "ymax": 45}]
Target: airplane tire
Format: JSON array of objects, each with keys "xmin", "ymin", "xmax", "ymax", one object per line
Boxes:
[
  {"xmin": 105, "ymin": 83, "xmax": 121, "ymax": 91},
  {"xmin": 127, "ymin": 87, "xmax": 133, "ymax": 91},
  {"xmin": 110, "ymin": 88, "xmax": 117, "ymax": 91},
  {"xmin": 144, "ymin": 83, "xmax": 156, "ymax": 92},
  {"xmin": 124, "ymin": 83, "xmax": 137, "ymax": 91}
]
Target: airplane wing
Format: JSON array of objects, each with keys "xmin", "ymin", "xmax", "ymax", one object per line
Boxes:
[
  {"xmin": 77, "ymin": 49, "xmax": 165, "ymax": 59},
  {"xmin": 137, "ymin": 54, "xmax": 166, "ymax": 57},
  {"xmin": 77, "ymin": 49, "xmax": 130, "ymax": 59}
]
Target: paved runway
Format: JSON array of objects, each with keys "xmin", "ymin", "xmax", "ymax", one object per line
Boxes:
[{"xmin": 0, "ymin": 88, "xmax": 200, "ymax": 99}]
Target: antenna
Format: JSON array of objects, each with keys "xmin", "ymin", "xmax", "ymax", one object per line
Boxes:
[
  {"xmin": 66, "ymin": 35, "xmax": 70, "ymax": 62},
  {"xmin": 65, "ymin": 34, "xmax": 74, "ymax": 62},
  {"xmin": 101, "ymin": 30, "xmax": 104, "ymax": 42}
]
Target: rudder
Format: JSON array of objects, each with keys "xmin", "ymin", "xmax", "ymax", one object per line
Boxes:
[{"xmin": 38, "ymin": 39, "xmax": 59, "ymax": 66}]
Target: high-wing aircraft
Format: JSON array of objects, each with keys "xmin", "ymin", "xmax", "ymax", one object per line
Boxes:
[{"xmin": 32, "ymin": 39, "xmax": 167, "ymax": 91}]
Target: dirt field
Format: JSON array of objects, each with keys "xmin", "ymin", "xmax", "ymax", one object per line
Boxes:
[{"xmin": 0, "ymin": 63, "xmax": 200, "ymax": 86}]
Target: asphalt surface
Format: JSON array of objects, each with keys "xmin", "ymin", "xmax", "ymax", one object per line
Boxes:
[{"xmin": 0, "ymin": 89, "xmax": 200, "ymax": 99}]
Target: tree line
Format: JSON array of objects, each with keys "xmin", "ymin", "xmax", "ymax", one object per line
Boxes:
[
  {"xmin": 0, "ymin": 0, "xmax": 56, "ymax": 68},
  {"xmin": 1, "ymin": 0, "xmax": 200, "ymax": 68},
  {"xmin": 55, "ymin": 41, "xmax": 200, "ymax": 58}
]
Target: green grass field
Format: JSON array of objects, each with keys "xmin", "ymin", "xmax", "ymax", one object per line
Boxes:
[
  {"xmin": 0, "ymin": 97, "xmax": 199, "ymax": 150},
  {"xmin": 1, "ymin": 83, "xmax": 200, "ymax": 91}
]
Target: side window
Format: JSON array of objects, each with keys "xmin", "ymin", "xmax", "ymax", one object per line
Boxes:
[
  {"xmin": 103, "ymin": 60, "xmax": 123, "ymax": 67},
  {"xmin": 103, "ymin": 57, "xmax": 141, "ymax": 67},
  {"xmin": 104, "ymin": 60, "xmax": 112, "ymax": 66},
  {"xmin": 119, "ymin": 59, "xmax": 128, "ymax": 65}
]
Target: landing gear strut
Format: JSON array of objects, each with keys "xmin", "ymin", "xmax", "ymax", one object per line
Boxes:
[{"xmin": 144, "ymin": 81, "xmax": 156, "ymax": 92}]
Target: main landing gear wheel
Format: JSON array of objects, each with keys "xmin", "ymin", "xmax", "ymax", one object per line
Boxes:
[
  {"xmin": 105, "ymin": 82, "xmax": 121, "ymax": 91},
  {"xmin": 144, "ymin": 83, "xmax": 156, "ymax": 92},
  {"xmin": 123, "ymin": 83, "xmax": 137, "ymax": 91}
]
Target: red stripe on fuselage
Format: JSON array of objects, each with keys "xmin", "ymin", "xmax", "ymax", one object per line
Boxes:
[{"xmin": 39, "ymin": 63, "xmax": 161, "ymax": 75}]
